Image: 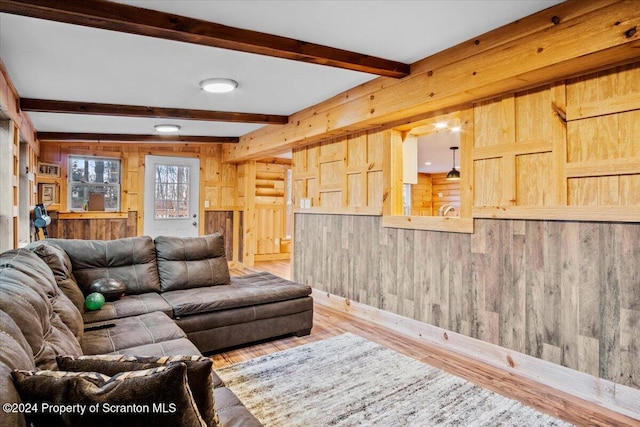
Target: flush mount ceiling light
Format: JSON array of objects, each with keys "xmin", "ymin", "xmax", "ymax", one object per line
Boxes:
[
  {"xmin": 199, "ymin": 78, "xmax": 238, "ymax": 93},
  {"xmin": 154, "ymin": 124, "xmax": 181, "ymax": 133},
  {"xmin": 435, "ymin": 121, "xmax": 448, "ymax": 129},
  {"xmin": 446, "ymin": 146, "xmax": 461, "ymax": 181}
]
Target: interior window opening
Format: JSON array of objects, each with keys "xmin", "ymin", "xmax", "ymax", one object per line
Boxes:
[{"xmin": 402, "ymin": 116, "xmax": 462, "ymax": 217}]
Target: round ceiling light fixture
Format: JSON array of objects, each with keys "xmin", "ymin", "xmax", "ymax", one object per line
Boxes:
[
  {"xmin": 434, "ymin": 121, "xmax": 448, "ymax": 129},
  {"xmin": 199, "ymin": 78, "xmax": 238, "ymax": 93},
  {"xmin": 154, "ymin": 124, "xmax": 181, "ymax": 133}
]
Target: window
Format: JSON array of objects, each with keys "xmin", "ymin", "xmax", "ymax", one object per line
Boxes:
[
  {"xmin": 153, "ymin": 164, "xmax": 190, "ymax": 219},
  {"xmin": 68, "ymin": 156, "xmax": 121, "ymax": 211}
]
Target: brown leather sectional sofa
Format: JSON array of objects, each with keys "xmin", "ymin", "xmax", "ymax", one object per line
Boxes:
[{"xmin": 0, "ymin": 233, "xmax": 313, "ymax": 427}]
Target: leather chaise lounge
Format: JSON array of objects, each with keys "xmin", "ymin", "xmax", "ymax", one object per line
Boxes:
[{"xmin": 0, "ymin": 233, "xmax": 313, "ymax": 427}]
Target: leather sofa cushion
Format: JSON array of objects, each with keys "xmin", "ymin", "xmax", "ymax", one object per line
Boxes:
[
  {"xmin": 82, "ymin": 292, "xmax": 173, "ymax": 323},
  {"xmin": 176, "ymin": 297, "xmax": 313, "ymax": 332},
  {"xmin": 0, "ymin": 253, "xmax": 83, "ymax": 370},
  {"xmin": 214, "ymin": 386, "xmax": 263, "ymax": 427},
  {"xmin": 0, "ymin": 310, "xmax": 36, "ymax": 427},
  {"xmin": 161, "ymin": 272, "xmax": 312, "ymax": 317},
  {"xmin": 155, "ymin": 233, "xmax": 231, "ymax": 292},
  {"xmin": 50, "ymin": 236, "xmax": 161, "ymax": 295},
  {"xmin": 1, "ymin": 249, "xmax": 84, "ymax": 342},
  {"xmin": 27, "ymin": 240, "xmax": 85, "ymax": 315},
  {"xmin": 109, "ymin": 337, "xmax": 202, "ymax": 357},
  {"xmin": 81, "ymin": 311, "xmax": 187, "ymax": 355}
]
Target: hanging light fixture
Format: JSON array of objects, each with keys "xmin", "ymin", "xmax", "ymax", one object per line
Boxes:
[{"xmin": 446, "ymin": 146, "xmax": 460, "ymax": 181}]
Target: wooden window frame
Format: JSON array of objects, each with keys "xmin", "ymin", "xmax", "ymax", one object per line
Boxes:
[{"xmin": 383, "ymin": 110, "xmax": 474, "ymax": 234}]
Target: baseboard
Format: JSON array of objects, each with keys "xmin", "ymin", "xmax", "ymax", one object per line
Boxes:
[
  {"xmin": 254, "ymin": 253, "xmax": 290, "ymax": 262},
  {"xmin": 311, "ymin": 288, "xmax": 640, "ymax": 423}
]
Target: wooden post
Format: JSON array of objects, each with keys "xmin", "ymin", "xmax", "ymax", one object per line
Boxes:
[{"xmin": 243, "ymin": 161, "xmax": 257, "ymax": 266}]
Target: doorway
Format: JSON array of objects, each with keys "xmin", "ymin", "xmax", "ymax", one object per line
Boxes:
[{"xmin": 143, "ymin": 155, "xmax": 200, "ymax": 238}]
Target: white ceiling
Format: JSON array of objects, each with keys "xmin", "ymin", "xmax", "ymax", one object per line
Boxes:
[
  {"xmin": 418, "ymin": 131, "xmax": 461, "ymax": 174},
  {"xmin": 0, "ymin": 0, "xmax": 562, "ymax": 158}
]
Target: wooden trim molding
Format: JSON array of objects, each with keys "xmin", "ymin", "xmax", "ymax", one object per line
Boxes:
[
  {"xmin": 473, "ymin": 206, "xmax": 640, "ymax": 223},
  {"xmin": 382, "ymin": 215, "xmax": 474, "ymax": 233},
  {"xmin": 472, "ymin": 140, "xmax": 553, "ymax": 160},
  {"xmin": 566, "ymin": 93, "xmax": 640, "ymax": 121},
  {"xmin": 311, "ymin": 289, "xmax": 640, "ymax": 425},
  {"xmin": 57, "ymin": 212, "xmax": 129, "ymax": 219},
  {"xmin": 566, "ymin": 158, "xmax": 640, "ymax": 178},
  {"xmin": 294, "ymin": 206, "xmax": 383, "ymax": 216},
  {"xmin": 0, "ymin": 0, "xmax": 408, "ymax": 78}
]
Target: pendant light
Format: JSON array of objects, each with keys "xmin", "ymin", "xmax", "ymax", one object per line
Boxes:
[{"xmin": 446, "ymin": 146, "xmax": 460, "ymax": 181}]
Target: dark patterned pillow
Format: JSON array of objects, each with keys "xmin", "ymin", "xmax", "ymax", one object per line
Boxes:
[
  {"xmin": 56, "ymin": 354, "xmax": 220, "ymax": 427},
  {"xmin": 12, "ymin": 363, "xmax": 206, "ymax": 427}
]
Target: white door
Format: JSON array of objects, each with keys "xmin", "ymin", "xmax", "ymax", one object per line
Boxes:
[{"xmin": 144, "ymin": 155, "xmax": 200, "ymax": 238}]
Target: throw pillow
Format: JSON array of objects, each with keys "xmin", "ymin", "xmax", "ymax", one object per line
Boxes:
[
  {"xmin": 56, "ymin": 354, "xmax": 220, "ymax": 427},
  {"xmin": 12, "ymin": 363, "xmax": 206, "ymax": 427}
]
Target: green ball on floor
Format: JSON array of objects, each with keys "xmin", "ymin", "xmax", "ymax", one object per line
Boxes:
[{"xmin": 85, "ymin": 292, "xmax": 105, "ymax": 311}]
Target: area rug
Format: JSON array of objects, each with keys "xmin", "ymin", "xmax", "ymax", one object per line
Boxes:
[{"xmin": 216, "ymin": 333, "xmax": 572, "ymax": 426}]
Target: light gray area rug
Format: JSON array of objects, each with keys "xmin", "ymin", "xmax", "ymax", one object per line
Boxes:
[{"xmin": 216, "ymin": 333, "xmax": 572, "ymax": 426}]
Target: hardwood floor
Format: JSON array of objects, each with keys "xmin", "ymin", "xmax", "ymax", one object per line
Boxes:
[{"xmin": 219, "ymin": 260, "xmax": 638, "ymax": 426}]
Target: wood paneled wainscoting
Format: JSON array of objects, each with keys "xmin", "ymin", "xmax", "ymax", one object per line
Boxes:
[
  {"xmin": 44, "ymin": 210, "xmax": 241, "ymax": 263},
  {"xmin": 46, "ymin": 211, "xmax": 138, "ymax": 239},
  {"xmin": 293, "ymin": 213, "xmax": 640, "ymax": 418},
  {"xmin": 204, "ymin": 210, "xmax": 242, "ymax": 264}
]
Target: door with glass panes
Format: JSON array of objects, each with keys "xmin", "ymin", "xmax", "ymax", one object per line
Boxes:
[{"xmin": 143, "ymin": 155, "xmax": 199, "ymax": 238}]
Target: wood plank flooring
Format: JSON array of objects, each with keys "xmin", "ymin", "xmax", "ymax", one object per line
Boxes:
[{"xmin": 218, "ymin": 261, "xmax": 638, "ymax": 427}]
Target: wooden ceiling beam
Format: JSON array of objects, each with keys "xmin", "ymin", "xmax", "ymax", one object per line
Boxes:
[
  {"xmin": 20, "ymin": 98, "xmax": 288, "ymax": 125},
  {"xmin": 0, "ymin": 0, "xmax": 409, "ymax": 78},
  {"xmin": 37, "ymin": 132, "xmax": 238, "ymax": 143}
]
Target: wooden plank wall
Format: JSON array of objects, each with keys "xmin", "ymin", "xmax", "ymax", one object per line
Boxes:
[
  {"xmin": 566, "ymin": 64, "xmax": 640, "ymax": 206},
  {"xmin": 37, "ymin": 141, "xmax": 240, "ymax": 257},
  {"xmin": 473, "ymin": 83, "xmax": 562, "ymax": 208},
  {"xmin": 255, "ymin": 162, "xmax": 289, "ymax": 259},
  {"xmin": 292, "ymin": 130, "xmax": 384, "ymax": 209},
  {"xmin": 39, "ymin": 142, "xmax": 238, "ymax": 214},
  {"xmin": 46, "ymin": 211, "xmax": 137, "ymax": 239},
  {"xmin": 410, "ymin": 173, "xmax": 432, "ymax": 216},
  {"xmin": 203, "ymin": 210, "xmax": 236, "ymax": 262},
  {"xmin": 238, "ymin": 161, "xmax": 289, "ymax": 265},
  {"xmin": 410, "ymin": 173, "xmax": 461, "ymax": 216},
  {"xmin": 473, "ymin": 62, "xmax": 640, "ymax": 213},
  {"xmin": 291, "ymin": 61, "xmax": 640, "ymax": 393},
  {"xmin": 293, "ymin": 214, "xmax": 640, "ymax": 390}
]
